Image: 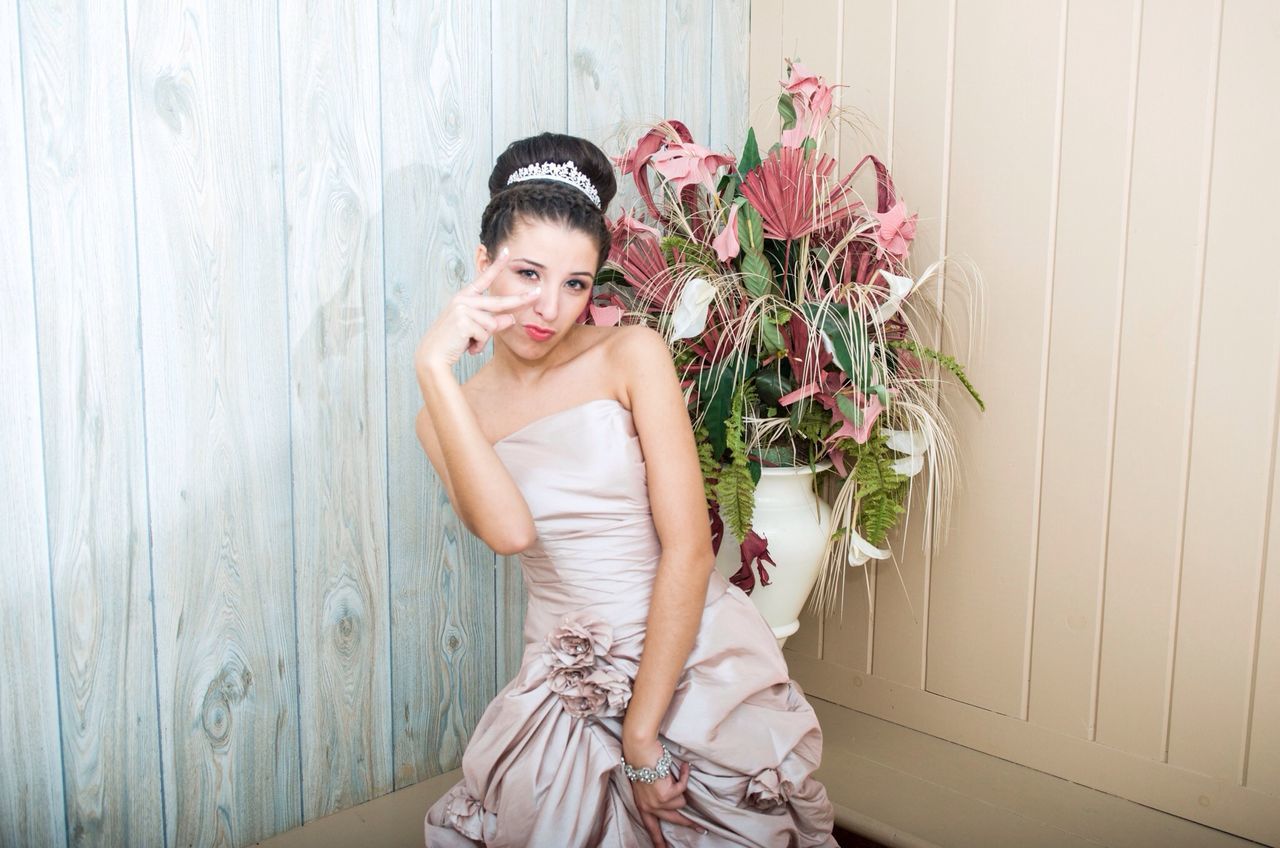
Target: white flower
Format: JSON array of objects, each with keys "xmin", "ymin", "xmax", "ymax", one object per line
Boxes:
[
  {"xmin": 670, "ymin": 277, "xmax": 716, "ymax": 341},
  {"xmin": 847, "ymin": 525, "xmax": 892, "ymax": 568},
  {"xmin": 871, "ymin": 269, "xmax": 917, "ymax": 324},
  {"xmin": 882, "ymin": 427, "xmax": 929, "ymax": 478}
]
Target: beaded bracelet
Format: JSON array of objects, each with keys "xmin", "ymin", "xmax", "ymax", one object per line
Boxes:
[{"xmin": 621, "ymin": 743, "xmax": 674, "ymax": 784}]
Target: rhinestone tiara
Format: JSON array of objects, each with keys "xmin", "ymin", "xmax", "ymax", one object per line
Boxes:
[{"xmin": 505, "ymin": 159, "xmax": 601, "ymax": 208}]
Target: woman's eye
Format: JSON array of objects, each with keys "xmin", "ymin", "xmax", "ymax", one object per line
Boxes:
[
  {"xmin": 567, "ymin": 280, "xmax": 587, "ymax": 290},
  {"xmin": 518, "ymin": 269, "xmax": 538, "ymax": 279}
]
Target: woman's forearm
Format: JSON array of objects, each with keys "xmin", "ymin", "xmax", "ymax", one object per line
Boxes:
[
  {"xmin": 622, "ymin": 550, "xmax": 715, "ymax": 749},
  {"xmin": 416, "ymin": 362, "xmax": 536, "ymax": 552}
]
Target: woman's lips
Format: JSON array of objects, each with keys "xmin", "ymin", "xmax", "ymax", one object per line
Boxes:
[{"xmin": 523, "ymin": 324, "xmax": 554, "ymax": 341}]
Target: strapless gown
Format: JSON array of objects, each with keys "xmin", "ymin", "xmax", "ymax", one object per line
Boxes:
[{"xmin": 423, "ymin": 397, "xmax": 839, "ymax": 847}]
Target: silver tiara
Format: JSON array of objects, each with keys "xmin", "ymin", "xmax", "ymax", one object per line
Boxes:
[{"xmin": 505, "ymin": 159, "xmax": 601, "ymax": 207}]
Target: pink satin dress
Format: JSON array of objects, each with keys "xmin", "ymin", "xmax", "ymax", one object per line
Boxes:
[{"xmin": 423, "ymin": 397, "xmax": 839, "ymax": 847}]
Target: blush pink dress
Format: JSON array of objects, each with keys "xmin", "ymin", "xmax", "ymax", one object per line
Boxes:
[{"xmin": 423, "ymin": 397, "xmax": 839, "ymax": 847}]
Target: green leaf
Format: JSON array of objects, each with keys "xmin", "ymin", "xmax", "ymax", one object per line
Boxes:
[
  {"xmin": 736, "ymin": 203, "xmax": 765, "ymax": 253},
  {"xmin": 740, "ymin": 251, "xmax": 773, "ymax": 298},
  {"xmin": 758, "ymin": 310, "xmax": 785, "ymax": 353},
  {"xmin": 714, "ymin": 383, "xmax": 756, "ymax": 540},
  {"xmin": 739, "ymin": 127, "xmax": 762, "ymax": 176},
  {"xmin": 777, "ymin": 93, "xmax": 798, "ymax": 131},
  {"xmin": 753, "ymin": 366, "xmax": 794, "ymax": 410},
  {"xmin": 660, "ymin": 234, "xmax": 718, "ymax": 270},
  {"xmin": 886, "ymin": 338, "xmax": 986, "ymax": 411},
  {"xmin": 834, "ymin": 392, "xmax": 864, "ymax": 427},
  {"xmin": 695, "ymin": 361, "xmax": 735, "ymax": 456}
]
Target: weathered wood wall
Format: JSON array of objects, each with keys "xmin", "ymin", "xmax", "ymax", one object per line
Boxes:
[{"xmin": 0, "ymin": 1, "xmax": 749, "ymax": 845}]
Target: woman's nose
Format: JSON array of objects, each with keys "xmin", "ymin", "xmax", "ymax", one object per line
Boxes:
[{"xmin": 533, "ymin": 287, "xmax": 558, "ymax": 321}]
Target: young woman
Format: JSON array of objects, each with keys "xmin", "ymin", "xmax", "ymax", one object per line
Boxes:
[{"xmin": 416, "ymin": 132, "xmax": 838, "ymax": 847}]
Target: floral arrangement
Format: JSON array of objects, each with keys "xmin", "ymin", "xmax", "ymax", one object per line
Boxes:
[{"xmin": 580, "ymin": 59, "xmax": 986, "ymax": 620}]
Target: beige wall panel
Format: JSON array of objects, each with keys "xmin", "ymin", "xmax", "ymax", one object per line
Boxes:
[
  {"xmin": 381, "ymin": 0, "xmax": 500, "ymax": 788},
  {"xmin": 864, "ymin": 0, "xmax": 948, "ymax": 689},
  {"xmin": 1250, "ymin": 404, "xmax": 1280, "ymax": 794},
  {"xmin": 747, "ymin": 0, "xmax": 784, "ymax": 146},
  {"xmin": 0, "ymin": 3, "xmax": 66, "ymax": 844},
  {"xmin": 1094, "ymin": 0, "xmax": 1222, "ymax": 760},
  {"xmin": 491, "ymin": 0, "xmax": 569, "ymax": 688},
  {"xmin": 1166, "ymin": 0, "xmax": 1279, "ymax": 782},
  {"xmin": 925, "ymin": 0, "xmax": 1061, "ymax": 717},
  {"xmin": 127, "ymin": 0, "xmax": 303, "ymax": 842},
  {"xmin": 820, "ymin": 0, "xmax": 897, "ymax": 674},
  {"xmin": 1026, "ymin": 0, "xmax": 1135, "ymax": 738},
  {"xmin": 20, "ymin": 0, "xmax": 166, "ymax": 842},
  {"xmin": 278, "ymin": 0, "xmax": 392, "ymax": 820},
  {"xmin": 782, "ymin": 0, "xmax": 840, "ymax": 164}
]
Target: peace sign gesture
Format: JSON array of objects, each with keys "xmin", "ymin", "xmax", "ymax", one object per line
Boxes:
[{"xmin": 414, "ymin": 246, "xmax": 541, "ymax": 371}]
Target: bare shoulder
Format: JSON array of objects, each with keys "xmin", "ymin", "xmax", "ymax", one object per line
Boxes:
[{"xmin": 605, "ymin": 324, "xmax": 674, "ymax": 405}]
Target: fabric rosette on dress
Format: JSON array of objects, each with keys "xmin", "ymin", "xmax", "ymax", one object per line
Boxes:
[{"xmin": 542, "ymin": 610, "xmax": 633, "ymax": 719}]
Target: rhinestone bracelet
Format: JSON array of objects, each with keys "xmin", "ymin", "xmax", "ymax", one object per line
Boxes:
[{"xmin": 621, "ymin": 743, "xmax": 674, "ymax": 784}]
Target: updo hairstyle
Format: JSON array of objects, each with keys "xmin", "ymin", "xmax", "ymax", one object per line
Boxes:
[{"xmin": 480, "ymin": 132, "xmax": 618, "ymax": 274}]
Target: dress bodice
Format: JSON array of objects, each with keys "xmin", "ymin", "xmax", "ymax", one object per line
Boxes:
[{"xmin": 493, "ymin": 397, "xmax": 728, "ymax": 641}]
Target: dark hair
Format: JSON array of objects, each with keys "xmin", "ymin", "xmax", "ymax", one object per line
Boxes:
[{"xmin": 480, "ymin": 132, "xmax": 618, "ymax": 273}]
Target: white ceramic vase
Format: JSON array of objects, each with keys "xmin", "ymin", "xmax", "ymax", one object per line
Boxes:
[{"xmin": 712, "ymin": 461, "xmax": 834, "ymax": 649}]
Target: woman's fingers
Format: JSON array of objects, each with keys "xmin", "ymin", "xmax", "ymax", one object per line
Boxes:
[
  {"xmin": 457, "ymin": 287, "xmax": 540, "ymax": 314},
  {"xmin": 652, "ymin": 807, "xmax": 702, "ymax": 830},
  {"xmin": 641, "ymin": 811, "xmax": 667, "ymax": 848},
  {"xmin": 466, "ymin": 246, "xmax": 512, "ymax": 294}
]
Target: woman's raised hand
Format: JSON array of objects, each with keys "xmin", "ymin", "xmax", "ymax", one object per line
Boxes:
[{"xmin": 414, "ymin": 246, "xmax": 540, "ymax": 372}]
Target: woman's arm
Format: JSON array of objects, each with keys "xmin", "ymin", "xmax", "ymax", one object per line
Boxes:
[
  {"xmin": 415, "ymin": 361, "xmax": 537, "ymax": 555},
  {"xmin": 616, "ymin": 326, "xmax": 717, "ymax": 758}
]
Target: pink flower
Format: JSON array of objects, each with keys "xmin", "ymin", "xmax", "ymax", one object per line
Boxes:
[
  {"xmin": 547, "ymin": 664, "xmax": 592, "ymax": 695},
  {"xmin": 607, "ymin": 212, "xmax": 672, "ymax": 308},
  {"xmin": 872, "ymin": 199, "xmax": 918, "ymax": 259},
  {"xmin": 559, "ymin": 682, "xmax": 608, "ymax": 718},
  {"xmin": 544, "ymin": 611, "xmax": 614, "ymax": 670},
  {"xmin": 712, "ymin": 203, "xmax": 741, "ymax": 262},
  {"xmin": 739, "ymin": 146, "xmax": 862, "ymax": 241},
  {"xmin": 779, "ymin": 61, "xmax": 840, "ymax": 148},
  {"xmin": 585, "ymin": 666, "xmax": 632, "ymax": 717},
  {"xmin": 648, "ymin": 140, "xmax": 736, "ymax": 193},
  {"xmin": 745, "ymin": 767, "xmax": 794, "ymax": 810},
  {"xmin": 542, "ymin": 612, "xmax": 634, "ymax": 719},
  {"xmin": 779, "ymin": 60, "xmax": 825, "ymax": 100},
  {"xmin": 442, "ymin": 784, "xmax": 497, "ymax": 840}
]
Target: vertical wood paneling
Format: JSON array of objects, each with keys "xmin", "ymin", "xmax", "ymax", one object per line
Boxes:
[
  {"xmin": 20, "ymin": 0, "xmax": 165, "ymax": 843},
  {"xmin": 807, "ymin": 0, "xmax": 890, "ymax": 671},
  {"xmin": 568, "ymin": 0, "xmax": 664, "ymax": 216},
  {"xmin": 708, "ymin": 0, "xmax": 751, "ymax": 156},
  {"xmin": 666, "ymin": 0, "xmax": 714, "ymax": 144},
  {"xmin": 1250, "ymin": 383, "xmax": 1280, "ymax": 793},
  {"xmin": 491, "ymin": 0, "xmax": 569, "ymax": 687},
  {"xmin": 278, "ymin": 0, "xmax": 392, "ymax": 820},
  {"xmin": 127, "ymin": 1, "xmax": 302, "ymax": 843},
  {"xmin": 1167, "ymin": 0, "xmax": 1279, "ymax": 781},
  {"xmin": 924, "ymin": 0, "xmax": 1060, "ymax": 716},
  {"xmin": 865, "ymin": 0, "xmax": 949, "ymax": 690},
  {"xmin": 747, "ymin": 0, "xmax": 784, "ymax": 146},
  {"xmin": 0, "ymin": 3, "xmax": 65, "ymax": 845},
  {"xmin": 381, "ymin": 0, "xmax": 499, "ymax": 788},
  {"xmin": 1026, "ymin": 0, "xmax": 1136, "ymax": 739},
  {"xmin": 1094, "ymin": 0, "xmax": 1221, "ymax": 761}
]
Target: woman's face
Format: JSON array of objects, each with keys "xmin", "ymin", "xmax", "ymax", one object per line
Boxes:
[{"xmin": 475, "ymin": 219, "xmax": 597, "ymax": 355}]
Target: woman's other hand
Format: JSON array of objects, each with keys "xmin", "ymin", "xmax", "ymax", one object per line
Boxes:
[
  {"xmin": 623, "ymin": 738, "xmax": 705, "ymax": 846},
  {"xmin": 413, "ymin": 246, "xmax": 539, "ymax": 372}
]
